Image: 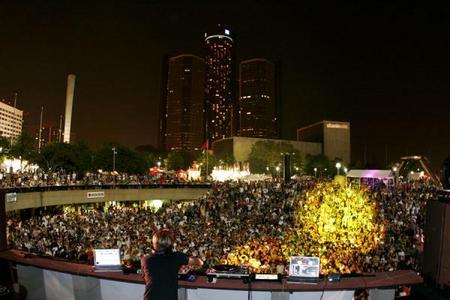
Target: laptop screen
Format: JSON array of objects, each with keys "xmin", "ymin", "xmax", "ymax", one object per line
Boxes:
[
  {"xmin": 94, "ymin": 249, "xmax": 121, "ymax": 266},
  {"xmin": 288, "ymin": 256, "xmax": 320, "ymax": 278}
]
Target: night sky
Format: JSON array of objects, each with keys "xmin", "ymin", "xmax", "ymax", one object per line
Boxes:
[{"xmin": 1, "ymin": 1, "xmax": 449, "ymax": 169}]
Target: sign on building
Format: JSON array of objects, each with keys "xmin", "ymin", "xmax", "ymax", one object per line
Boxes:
[{"xmin": 87, "ymin": 191, "xmax": 105, "ymax": 199}]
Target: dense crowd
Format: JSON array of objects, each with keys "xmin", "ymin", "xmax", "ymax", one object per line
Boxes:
[
  {"xmin": 6, "ymin": 178, "xmax": 439, "ymax": 275},
  {"xmin": 0, "ymin": 170, "xmax": 197, "ymax": 188}
]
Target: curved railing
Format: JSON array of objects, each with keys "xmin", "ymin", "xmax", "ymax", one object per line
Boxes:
[
  {"xmin": 1, "ymin": 182, "xmax": 212, "ymax": 193},
  {"xmin": 2, "ymin": 183, "xmax": 212, "ymax": 212}
]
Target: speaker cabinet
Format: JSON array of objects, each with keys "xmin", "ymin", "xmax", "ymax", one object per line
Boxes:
[
  {"xmin": 283, "ymin": 154, "xmax": 291, "ymax": 181},
  {"xmin": 423, "ymin": 198, "xmax": 450, "ymax": 287}
]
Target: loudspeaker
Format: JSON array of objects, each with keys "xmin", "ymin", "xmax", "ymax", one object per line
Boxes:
[
  {"xmin": 441, "ymin": 157, "xmax": 450, "ymax": 190},
  {"xmin": 0, "ymin": 191, "xmax": 6, "ymax": 251},
  {"xmin": 283, "ymin": 154, "xmax": 291, "ymax": 181},
  {"xmin": 422, "ymin": 198, "xmax": 450, "ymax": 287}
]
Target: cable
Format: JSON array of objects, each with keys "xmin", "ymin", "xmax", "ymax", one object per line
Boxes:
[
  {"xmin": 319, "ymin": 275, "xmax": 328, "ymax": 300},
  {"xmin": 247, "ymin": 276, "xmax": 252, "ymax": 300}
]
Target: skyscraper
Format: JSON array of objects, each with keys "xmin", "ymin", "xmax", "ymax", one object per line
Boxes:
[
  {"xmin": 239, "ymin": 58, "xmax": 278, "ymax": 138},
  {"xmin": 204, "ymin": 25, "xmax": 234, "ymax": 144},
  {"xmin": 164, "ymin": 55, "xmax": 205, "ymax": 151}
]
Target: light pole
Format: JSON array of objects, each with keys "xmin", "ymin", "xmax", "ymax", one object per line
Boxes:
[
  {"xmin": 336, "ymin": 162, "xmax": 342, "ymax": 175},
  {"xmin": 112, "ymin": 147, "xmax": 117, "ymax": 186},
  {"xmin": 112, "ymin": 147, "xmax": 117, "ymax": 173},
  {"xmin": 276, "ymin": 166, "xmax": 280, "ymax": 179},
  {"xmin": 314, "ymin": 167, "xmax": 317, "ymax": 178}
]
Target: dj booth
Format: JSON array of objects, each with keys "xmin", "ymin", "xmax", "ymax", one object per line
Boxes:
[{"xmin": 0, "ymin": 250, "xmax": 423, "ymax": 300}]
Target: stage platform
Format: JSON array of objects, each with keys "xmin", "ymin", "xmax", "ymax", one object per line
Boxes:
[{"xmin": 0, "ymin": 249, "xmax": 423, "ymax": 300}]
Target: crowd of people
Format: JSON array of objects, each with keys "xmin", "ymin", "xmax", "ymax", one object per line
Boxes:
[
  {"xmin": 0, "ymin": 170, "xmax": 198, "ymax": 188},
  {"xmin": 5, "ymin": 177, "xmax": 439, "ymax": 275}
]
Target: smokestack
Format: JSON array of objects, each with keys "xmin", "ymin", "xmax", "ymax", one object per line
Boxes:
[{"xmin": 63, "ymin": 74, "xmax": 76, "ymax": 143}]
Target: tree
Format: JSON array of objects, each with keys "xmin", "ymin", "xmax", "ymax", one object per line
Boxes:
[
  {"xmin": 215, "ymin": 151, "xmax": 235, "ymax": 167},
  {"xmin": 73, "ymin": 142, "xmax": 94, "ymax": 174},
  {"xmin": 93, "ymin": 143, "xmax": 148, "ymax": 174},
  {"xmin": 195, "ymin": 151, "xmax": 219, "ymax": 176},
  {"xmin": 166, "ymin": 151, "xmax": 193, "ymax": 171},
  {"xmin": 247, "ymin": 141, "xmax": 303, "ymax": 175},
  {"xmin": 35, "ymin": 142, "xmax": 93, "ymax": 174},
  {"xmin": 10, "ymin": 132, "xmax": 38, "ymax": 169},
  {"xmin": 135, "ymin": 145, "xmax": 167, "ymax": 168},
  {"xmin": 304, "ymin": 154, "xmax": 332, "ymax": 177},
  {"xmin": 0, "ymin": 136, "xmax": 10, "ymax": 160}
]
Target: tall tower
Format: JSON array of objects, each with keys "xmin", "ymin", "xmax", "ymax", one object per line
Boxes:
[
  {"xmin": 204, "ymin": 25, "xmax": 234, "ymax": 144},
  {"xmin": 164, "ymin": 55, "xmax": 205, "ymax": 151},
  {"xmin": 239, "ymin": 59, "xmax": 278, "ymax": 138},
  {"xmin": 63, "ymin": 74, "xmax": 76, "ymax": 143}
]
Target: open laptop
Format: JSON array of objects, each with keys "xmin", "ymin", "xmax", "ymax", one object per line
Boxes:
[
  {"xmin": 286, "ymin": 256, "xmax": 322, "ymax": 284},
  {"xmin": 93, "ymin": 249, "xmax": 122, "ymax": 272}
]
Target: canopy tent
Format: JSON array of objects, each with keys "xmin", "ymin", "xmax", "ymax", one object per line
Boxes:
[
  {"xmin": 346, "ymin": 169, "xmax": 395, "ymax": 187},
  {"xmin": 346, "ymin": 169, "xmax": 394, "ymax": 179}
]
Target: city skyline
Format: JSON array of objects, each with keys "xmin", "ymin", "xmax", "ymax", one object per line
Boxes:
[{"xmin": 0, "ymin": 2, "xmax": 449, "ymax": 169}]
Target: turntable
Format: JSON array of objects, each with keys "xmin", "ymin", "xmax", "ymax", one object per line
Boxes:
[{"xmin": 206, "ymin": 264, "xmax": 250, "ymax": 283}]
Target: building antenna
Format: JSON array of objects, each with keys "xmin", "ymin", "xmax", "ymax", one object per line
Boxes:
[
  {"xmin": 10, "ymin": 92, "xmax": 18, "ymax": 148},
  {"xmin": 38, "ymin": 106, "xmax": 44, "ymax": 153},
  {"xmin": 58, "ymin": 115, "xmax": 63, "ymax": 143}
]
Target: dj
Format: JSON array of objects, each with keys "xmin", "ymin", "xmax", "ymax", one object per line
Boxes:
[{"xmin": 141, "ymin": 229, "xmax": 203, "ymax": 300}]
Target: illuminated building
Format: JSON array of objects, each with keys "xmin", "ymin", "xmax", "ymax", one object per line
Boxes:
[
  {"xmin": 164, "ymin": 55, "xmax": 205, "ymax": 151},
  {"xmin": 0, "ymin": 99, "xmax": 23, "ymax": 138},
  {"xmin": 239, "ymin": 59, "xmax": 278, "ymax": 138},
  {"xmin": 297, "ymin": 120, "xmax": 351, "ymax": 164},
  {"xmin": 213, "ymin": 136, "xmax": 321, "ymax": 163},
  {"xmin": 205, "ymin": 25, "xmax": 234, "ymax": 143}
]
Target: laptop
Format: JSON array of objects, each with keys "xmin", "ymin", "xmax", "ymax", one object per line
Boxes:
[
  {"xmin": 93, "ymin": 249, "xmax": 123, "ymax": 272},
  {"xmin": 286, "ymin": 256, "xmax": 322, "ymax": 284}
]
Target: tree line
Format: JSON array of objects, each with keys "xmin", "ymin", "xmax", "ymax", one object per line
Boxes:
[{"xmin": 0, "ymin": 133, "xmax": 340, "ymax": 177}]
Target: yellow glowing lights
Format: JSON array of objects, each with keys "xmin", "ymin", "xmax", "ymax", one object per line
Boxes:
[{"xmin": 222, "ymin": 183, "xmax": 384, "ymax": 274}]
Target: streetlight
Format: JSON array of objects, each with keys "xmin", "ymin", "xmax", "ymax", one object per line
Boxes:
[
  {"xmin": 335, "ymin": 162, "xmax": 342, "ymax": 175},
  {"xmin": 276, "ymin": 166, "xmax": 280, "ymax": 178},
  {"xmin": 157, "ymin": 161, "xmax": 161, "ymax": 168},
  {"xmin": 112, "ymin": 147, "xmax": 117, "ymax": 173},
  {"xmin": 112, "ymin": 147, "xmax": 117, "ymax": 186},
  {"xmin": 314, "ymin": 167, "xmax": 317, "ymax": 177},
  {"xmin": 344, "ymin": 167, "xmax": 348, "ymax": 173}
]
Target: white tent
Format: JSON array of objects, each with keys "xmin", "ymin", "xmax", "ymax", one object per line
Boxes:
[{"xmin": 346, "ymin": 169, "xmax": 395, "ymax": 187}]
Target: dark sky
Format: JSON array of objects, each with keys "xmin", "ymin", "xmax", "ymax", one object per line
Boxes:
[{"xmin": 1, "ymin": 1, "xmax": 449, "ymax": 169}]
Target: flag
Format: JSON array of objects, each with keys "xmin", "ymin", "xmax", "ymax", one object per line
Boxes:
[{"xmin": 201, "ymin": 139, "xmax": 209, "ymax": 150}]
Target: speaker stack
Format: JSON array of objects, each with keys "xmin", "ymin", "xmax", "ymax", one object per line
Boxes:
[
  {"xmin": 283, "ymin": 154, "xmax": 291, "ymax": 181},
  {"xmin": 422, "ymin": 157, "xmax": 450, "ymax": 287}
]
